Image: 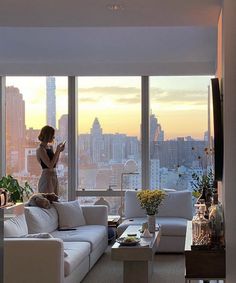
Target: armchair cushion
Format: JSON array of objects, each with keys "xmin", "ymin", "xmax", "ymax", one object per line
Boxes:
[
  {"xmin": 53, "ymin": 200, "xmax": 86, "ymax": 228},
  {"xmin": 124, "ymin": 190, "xmax": 193, "ymax": 219},
  {"xmin": 158, "ymin": 190, "xmax": 193, "ymax": 219}
]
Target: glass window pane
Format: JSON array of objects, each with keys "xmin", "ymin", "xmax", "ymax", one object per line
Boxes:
[
  {"xmin": 5, "ymin": 76, "xmax": 68, "ymax": 199},
  {"xmin": 150, "ymin": 76, "xmax": 213, "ymax": 192},
  {"xmin": 77, "ymin": 77, "xmax": 141, "ymax": 214}
]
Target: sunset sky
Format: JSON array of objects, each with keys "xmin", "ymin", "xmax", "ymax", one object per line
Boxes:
[{"xmin": 6, "ymin": 76, "xmax": 212, "ymax": 140}]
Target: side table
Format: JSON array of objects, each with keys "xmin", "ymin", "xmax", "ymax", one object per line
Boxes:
[
  {"xmin": 108, "ymin": 215, "xmax": 121, "ymax": 241},
  {"xmin": 184, "ymin": 221, "xmax": 225, "ymax": 283}
]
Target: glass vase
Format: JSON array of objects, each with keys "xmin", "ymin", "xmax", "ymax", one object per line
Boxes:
[{"xmin": 147, "ymin": 214, "xmax": 156, "ymax": 233}]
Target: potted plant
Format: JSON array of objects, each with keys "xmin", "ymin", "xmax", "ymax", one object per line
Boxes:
[
  {"xmin": 137, "ymin": 189, "xmax": 166, "ymax": 233},
  {"xmin": 0, "ymin": 175, "xmax": 34, "ymax": 203},
  {"xmin": 191, "ymin": 169, "xmax": 216, "ymax": 199}
]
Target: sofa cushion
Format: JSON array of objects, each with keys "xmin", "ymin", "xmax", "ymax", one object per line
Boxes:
[
  {"xmin": 117, "ymin": 216, "xmax": 187, "ymax": 237},
  {"xmin": 24, "ymin": 206, "xmax": 58, "ymax": 233},
  {"xmin": 53, "ymin": 200, "xmax": 86, "ymax": 229},
  {"xmin": 158, "ymin": 217, "xmax": 187, "ymax": 236},
  {"xmin": 63, "ymin": 242, "xmax": 90, "ymax": 277},
  {"xmin": 51, "ymin": 225, "xmax": 106, "ymax": 252},
  {"xmin": 4, "ymin": 214, "xmax": 28, "ymax": 237}
]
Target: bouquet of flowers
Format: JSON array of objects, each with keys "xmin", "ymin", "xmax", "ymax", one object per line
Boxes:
[{"xmin": 137, "ymin": 189, "xmax": 166, "ymax": 215}]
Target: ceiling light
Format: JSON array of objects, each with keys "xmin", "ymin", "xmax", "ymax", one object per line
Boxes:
[{"xmin": 107, "ymin": 4, "xmax": 124, "ymax": 11}]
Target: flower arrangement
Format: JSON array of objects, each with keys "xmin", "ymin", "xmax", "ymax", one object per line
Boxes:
[{"xmin": 137, "ymin": 189, "xmax": 166, "ymax": 215}]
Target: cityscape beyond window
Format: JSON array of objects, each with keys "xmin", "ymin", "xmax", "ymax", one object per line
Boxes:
[{"xmin": 5, "ymin": 76, "xmax": 213, "ymax": 214}]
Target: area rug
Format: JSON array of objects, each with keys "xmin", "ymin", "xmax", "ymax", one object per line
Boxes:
[{"xmin": 82, "ymin": 246, "xmax": 185, "ymax": 283}]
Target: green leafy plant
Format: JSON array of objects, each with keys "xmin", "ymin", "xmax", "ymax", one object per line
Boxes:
[
  {"xmin": 191, "ymin": 169, "xmax": 216, "ymax": 198},
  {"xmin": 0, "ymin": 175, "xmax": 34, "ymax": 203}
]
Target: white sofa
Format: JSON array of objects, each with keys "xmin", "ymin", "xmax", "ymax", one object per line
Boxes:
[
  {"xmin": 117, "ymin": 190, "xmax": 193, "ymax": 253},
  {"xmin": 4, "ymin": 201, "xmax": 108, "ymax": 283}
]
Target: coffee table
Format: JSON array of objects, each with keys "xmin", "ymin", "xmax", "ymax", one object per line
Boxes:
[{"xmin": 111, "ymin": 225, "xmax": 161, "ymax": 283}]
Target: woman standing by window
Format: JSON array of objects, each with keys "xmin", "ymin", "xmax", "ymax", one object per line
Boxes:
[{"xmin": 36, "ymin": 125, "xmax": 65, "ymax": 195}]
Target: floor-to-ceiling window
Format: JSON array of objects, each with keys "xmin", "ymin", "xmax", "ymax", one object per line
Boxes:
[
  {"xmin": 77, "ymin": 77, "xmax": 141, "ymax": 214},
  {"xmin": 1, "ymin": 75, "xmax": 215, "ymax": 205},
  {"xmin": 5, "ymin": 76, "xmax": 68, "ymax": 199},
  {"xmin": 150, "ymin": 76, "xmax": 213, "ymax": 193}
]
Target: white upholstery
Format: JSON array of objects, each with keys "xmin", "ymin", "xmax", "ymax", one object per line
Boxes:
[
  {"xmin": 117, "ymin": 217, "xmax": 188, "ymax": 237},
  {"xmin": 4, "ymin": 214, "xmax": 28, "ymax": 237},
  {"xmin": 24, "ymin": 206, "xmax": 58, "ymax": 233},
  {"xmin": 53, "ymin": 200, "xmax": 86, "ymax": 228},
  {"xmin": 4, "ymin": 238, "xmax": 64, "ymax": 283},
  {"xmin": 119, "ymin": 190, "xmax": 193, "ymax": 253},
  {"xmin": 158, "ymin": 190, "xmax": 193, "ymax": 219},
  {"xmin": 4, "ymin": 204, "xmax": 108, "ymax": 283},
  {"xmin": 63, "ymin": 242, "xmax": 90, "ymax": 276},
  {"xmin": 125, "ymin": 190, "xmax": 193, "ymax": 219},
  {"xmin": 51, "ymin": 225, "xmax": 107, "ymax": 251}
]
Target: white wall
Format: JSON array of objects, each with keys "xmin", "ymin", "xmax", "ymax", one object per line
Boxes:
[{"xmin": 223, "ymin": 0, "xmax": 236, "ymax": 281}]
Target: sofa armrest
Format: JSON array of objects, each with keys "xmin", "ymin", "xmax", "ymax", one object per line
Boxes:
[
  {"xmin": 81, "ymin": 205, "xmax": 108, "ymax": 226},
  {"xmin": 4, "ymin": 238, "xmax": 64, "ymax": 283}
]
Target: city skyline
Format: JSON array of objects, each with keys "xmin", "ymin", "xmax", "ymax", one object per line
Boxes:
[{"xmin": 6, "ymin": 75, "xmax": 212, "ymax": 140}]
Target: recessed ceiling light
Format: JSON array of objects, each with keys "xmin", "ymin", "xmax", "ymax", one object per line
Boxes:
[{"xmin": 107, "ymin": 4, "xmax": 124, "ymax": 11}]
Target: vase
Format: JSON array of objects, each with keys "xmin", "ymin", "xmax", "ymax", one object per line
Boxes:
[{"xmin": 147, "ymin": 214, "xmax": 156, "ymax": 233}]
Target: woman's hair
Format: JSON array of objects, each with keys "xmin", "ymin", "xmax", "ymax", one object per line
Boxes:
[{"xmin": 38, "ymin": 125, "xmax": 55, "ymax": 143}]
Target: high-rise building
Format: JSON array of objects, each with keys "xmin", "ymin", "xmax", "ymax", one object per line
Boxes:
[
  {"xmin": 46, "ymin": 76, "xmax": 56, "ymax": 128},
  {"xmin": 90, "ymin": 117, "xmax": 104, "ymax": 163},
  {"xmin": 150, "ymin": 113, "xmax": 164, "ymax": 142},
  {"xmin": 6, "ymin": 86, "xmax": 26, "ymax": 173},
  {"xmin": 58, "ymin": 114, "xmax": 68, "ymax": 142}
]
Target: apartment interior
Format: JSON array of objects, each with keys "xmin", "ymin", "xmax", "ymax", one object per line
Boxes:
[{"xmin": 0, "ymin": 0, "xmax": 236, "ymax": 282}]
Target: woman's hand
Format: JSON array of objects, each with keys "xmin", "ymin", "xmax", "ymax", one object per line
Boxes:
[{"xmin": 57, "ymin": 143, "xmax": 65, "ymax": 152}]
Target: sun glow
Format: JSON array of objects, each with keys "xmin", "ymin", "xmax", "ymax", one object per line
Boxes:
[{"xmin": 6, "ymin": 75, "xmax": 212, "ymax": 140}]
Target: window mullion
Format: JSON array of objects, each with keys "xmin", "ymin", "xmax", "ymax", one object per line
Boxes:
[
  {"xmin": 68, "ymin": 76, "xmax": 78, "ymax": 200},
  {"xmin": 141, "ymin": 76, "xmax": 150, "ymax": 190},
  {"xmin": 0, "ymin": 76, "xmax": 6, "ymax": 177}
]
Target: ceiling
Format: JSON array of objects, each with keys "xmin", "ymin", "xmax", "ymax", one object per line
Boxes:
[{"xmin": 0, "ymin": 0, "xmax": 222, "ymax": 76}]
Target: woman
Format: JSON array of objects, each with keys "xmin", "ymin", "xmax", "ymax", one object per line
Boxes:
[{"xmin": 36, "ymin": 125, "xmax": 65, "ymax": 195}]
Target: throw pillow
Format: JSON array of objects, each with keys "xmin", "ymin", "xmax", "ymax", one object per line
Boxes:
[
  {"xmin": 53, "ymin": 200, "xmax": 86, "ymax": 228},
  {"xmin": 4, "ymin": 214, "xmax": 28, "ymax": 237}
]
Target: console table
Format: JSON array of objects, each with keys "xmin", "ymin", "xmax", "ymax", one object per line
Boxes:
[{"xmin": 184, "ymin": 221, "xmax": 225, "ymax": 283}]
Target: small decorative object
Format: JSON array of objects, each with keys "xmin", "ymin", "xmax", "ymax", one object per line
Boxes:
[
  {"xmin": 116, "ymin": 236, "xmax": 140, "ymax": 246},
  {"xmin": 208, "ymin": 193, "xmax": 224, "ymax": 248},
  {"xmin": 192, "ymin": 203, "xmax": 211, "ymax": 249},
  {"xmin": 141, "ymin": 222, "xmax": 148, "ymax": 233},
  {"xmin": 147, "ymin": 214, "xmax": 156, "ymax": 233},
  {"xmin": 141, "ymin": 228, "xmax": 153, "ymax": 238},
  {"xmin": 0, "ymin": 175, "xmax": 34, "ymax": 203},
  {"xmin": 137, "ymin": 189, "xmax": 166, "ymax": 233},
  {"xmin": 0, "ymin": 188, "xmax": 8, "ymax": 206}
]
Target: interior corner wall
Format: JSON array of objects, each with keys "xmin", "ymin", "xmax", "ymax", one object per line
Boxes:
[{"xmin": 222, "ymin": 0, "xmax": 236, "ymax": 282}]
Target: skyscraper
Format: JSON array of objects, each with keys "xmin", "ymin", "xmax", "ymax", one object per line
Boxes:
[
  {"xmin": 46, "ymin": 76, "xmax": 56, "ymax": 128},
  {"xmin": 150, "ymin": 113, "xmax": 164, "ymax": 142},
  {"xmin": 6, "ymin": 86, "xmax": 26, "ymax": 173}
]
